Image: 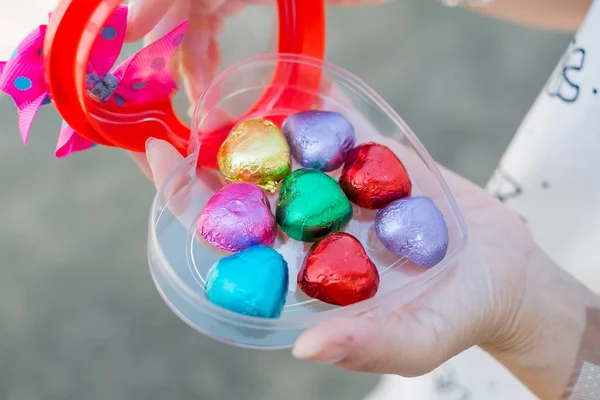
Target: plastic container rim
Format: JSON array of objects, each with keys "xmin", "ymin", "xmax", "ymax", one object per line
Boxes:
[{"xmin": 148, "ymin": 52, "xmax": 468, "ymax": 331}]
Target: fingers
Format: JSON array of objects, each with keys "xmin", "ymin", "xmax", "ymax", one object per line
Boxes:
[
  {"xmin": 292, "ymin": 312, "xmax": 467, "ymax": 376},
  {"xmin": 126, "ymin": 0, "xmax": 388, "ymax": 108},
  {"xmin": 326, "ymin": 0, "xmax": 392, "ymax": 6},
  {"xmin": 293, "ymin": 313, "xmax": 474, "ymax": 377},
  {"xmin": 293, "ymin": 265, "xmax": 488, "ymax": 376},
  {"xmin": 130, "ymin": 0, "xmax": 225, "ymax": 107},
  {"xmin": 143, "ymin": 137, "xmax": 226, "ymax": 225},
  {"xmin": 124, "ymin": 0, "xmax": 388, "ymax": 44},
  {"xmin": 125, "ymin": 0, "xmax": 177, "ymax": 42},
  {"xmin": 179, "ymin": 11, "xmax": 223, "ymax": 106},
  {"xmin": 179, "ymin": 0, "xmax": 262, "ymax": 106},
  {"xmin": 136, "ymin": 0, "xmax": 192, "ymax": 88},
  {"xmin": 145, "ymin": 137, "xmax": 185, "ymax": 190}
]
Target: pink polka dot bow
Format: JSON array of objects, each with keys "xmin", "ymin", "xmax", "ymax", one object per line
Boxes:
[{"xmin": 0, "ymin": 5, "xmax": 187, "ymax": 158}]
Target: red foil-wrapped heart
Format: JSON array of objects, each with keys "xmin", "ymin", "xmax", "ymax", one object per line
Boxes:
[
  {"xmin": 339, "ymin": 142, "xmax": 412, "ymax": 209},
  {"xmin": 298, "ymin": 232, "xmax": 380, "ymax": 306}
]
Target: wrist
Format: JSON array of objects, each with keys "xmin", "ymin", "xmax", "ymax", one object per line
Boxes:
[{"xmin": 482, "ymin": 248, "xmax": 599, "ymax": 398}]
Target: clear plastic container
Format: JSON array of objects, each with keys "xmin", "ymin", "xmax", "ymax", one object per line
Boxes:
[{"xmin": 148, "ymin": 53, "xmax": 468, "ymax": 349}]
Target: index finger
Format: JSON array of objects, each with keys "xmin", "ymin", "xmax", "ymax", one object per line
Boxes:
[{"xmin": 125, "ymin": 0, "xmax": 176, "ymax": 42}]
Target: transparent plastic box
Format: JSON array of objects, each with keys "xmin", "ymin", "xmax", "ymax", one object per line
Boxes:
[{"xmin": 148, "ymin": 53, "xmax": 467, "ymax": 349}]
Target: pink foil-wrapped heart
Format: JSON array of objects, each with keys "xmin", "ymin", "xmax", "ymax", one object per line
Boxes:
[{"xmin": 197, "ymin": 183, "xmax": 277, "ymax": 253}]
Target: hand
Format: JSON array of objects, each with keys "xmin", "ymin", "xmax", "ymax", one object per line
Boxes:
[
  {"xmin": 141, "ymin": 136, "xmax": 598, "ymax": 400},
  {"xmin": 126, "ymin": 2, "xmax": 597, "ymax": 397},
  {"xmin": 126, "ymin": 0, "xmax": 388, "ymax": 173},
  {"xmin": 125, "ymin": 0, "xmax": 389, "ymax": 107}
]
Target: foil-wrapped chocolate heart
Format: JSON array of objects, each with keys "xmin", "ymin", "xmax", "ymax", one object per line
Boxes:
[
  {"xmin": 339, "ymin": 142, "xmax": 412, "ymax": 209},
  {"xmin": 197, "ymin": 182, "xmax": 277, "ymax": 253},
  {"xmin": 375, "ymin": 196, "xmax": 448, "ymax": 267},
  {"xmin": 217, "ymin": 118, "xmax": 291, "ymax": 192},
  {"xmin": 276, "ymin": 168, "xmax": 353, "ymax": 242},
  {"xmin": 282, "ymin": 110, "xmax": 355, "ymax": 172},
  {"xmin": 298, "ymin": 232, "xmax": 380, "ymax": 306},
  {"xmin": 206, "ymin": 245, "xmax": 289, "ymax": 318}
]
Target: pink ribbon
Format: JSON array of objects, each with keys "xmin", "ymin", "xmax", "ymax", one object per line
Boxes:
[
  {"xmin": 0, "ymin": 25, "xmax": 49, "ymax": 146},
  {"xmin": 0, "ymin": 5, "xmax": 187, "ymax": 158}
]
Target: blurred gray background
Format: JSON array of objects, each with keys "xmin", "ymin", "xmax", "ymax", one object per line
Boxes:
[{"xmin": 0, "ymin": 1, "xmax": 570, "ymax": 399}]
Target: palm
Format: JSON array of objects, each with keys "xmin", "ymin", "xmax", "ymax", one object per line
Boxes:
[
  {"xmin": 285, "ymin": 139, "xmax": 537, "ymax": 376},
  {"xmin": 137, "ymin": 130, "xmax": 535, "ymax": 378},
  {"xmin": 388, "ymin": 166, "xmax": 534, "ymax": 375}
]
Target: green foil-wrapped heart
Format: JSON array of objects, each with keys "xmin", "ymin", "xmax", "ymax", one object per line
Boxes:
[{"xmin": 276, "ymin": 169, "xmax": 353, "ymax": 242}]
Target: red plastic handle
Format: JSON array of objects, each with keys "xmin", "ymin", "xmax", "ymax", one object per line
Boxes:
[{"xmin": 44, "ymin": 0, "xmax": 326, "ymax": 167}]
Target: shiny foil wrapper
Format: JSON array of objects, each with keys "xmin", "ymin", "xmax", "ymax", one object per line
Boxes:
[
  {"xmin": 375, "ymin": 196, "xmax": 449, "ymax": 267},
  {"xmin": 276, "ymin": 168, "xmax": 353, "ymax": 242},
  {"xmin": 339, "ymin": 142, "xmax": 412, "ymax": 209},
  {"xmin": 217, "ymin": 118, "xmax": 292, "ymax": 192},
  {"xmin": 197, "ymin": 182, "xmax": 277, "ymax": 253},
  {"xmin": 282, "ymin": 110, "xmax": 356, "ymax": 172},
  {"xmin": 298, "ymin": 232, "xmax": 380, "ymax": 306},
  {"xmin": 206, "ymin": 245, "xmax": 289, "ymax": 318}
]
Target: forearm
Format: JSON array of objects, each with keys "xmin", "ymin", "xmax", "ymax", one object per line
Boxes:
[
  {"xmin": 483, "ymin": 250, "xmax": 600, "ymax": 399},
  {"xmin": 463, "ymin": 0, "xmax": 593, "ymax": 32}
]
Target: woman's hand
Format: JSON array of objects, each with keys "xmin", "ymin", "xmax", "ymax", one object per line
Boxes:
[
  {"xmin": 142, "ymin": 136, "xmax": 599, "ymax": 400},
  {"xmin": 127, "ymin": 2, "xmax": 599, "ymax": 398},
  {"xmin": 125, "ymin": 0, "xmax": 386, "ymax": 172},
  {"xmin": 125, "ymin": 0, "xmax": 388, "ymax": 107}
]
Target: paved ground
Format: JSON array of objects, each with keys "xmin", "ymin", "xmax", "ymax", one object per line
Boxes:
[{"xmin": 0, "ymin": 2, "xmax": 570, "ymax": 399}]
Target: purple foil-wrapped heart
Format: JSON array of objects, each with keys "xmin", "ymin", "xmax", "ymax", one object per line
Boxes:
[
  {"xmin": 198, "ymin": 183, "xmax": 277, "ymax": 253},
  {"xmin": 282, "ymin": 110, "xmax": 355, "ymax": 172},
  {"xmin": 375, "ymin": 196, "xmax": 448, "ymax": 267}
]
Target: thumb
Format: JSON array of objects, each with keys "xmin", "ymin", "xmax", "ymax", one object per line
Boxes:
[
  {"xmin": 179, "ymin": 13, "xmax": 222, "ymax": 106},
  {"xmin": 125, "ymin": 0, "xmax": 177, "ymax": 42},
  {"xmin": 292, "ymin": 296, "xmax": 483, "ymax": 377},
  {"xmin": 145, "ymin": 137, "xmax": 185, "ymax": 190},
  {"xmin": 145, "ymin": 137, "xmax": 201, "ymax": 220},
  {"xmin": 144, "ymin": 137, "xmax": 225, "ymax": 224}
]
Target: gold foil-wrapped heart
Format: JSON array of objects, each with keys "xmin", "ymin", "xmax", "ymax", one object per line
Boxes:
[{"xmin": 217, "ymin": 118, "xmax": 292, "ymax": 192}]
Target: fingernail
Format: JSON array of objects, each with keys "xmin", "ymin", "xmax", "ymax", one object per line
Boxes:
[
  {"xmin": 187, "ymin": 105, "xmax": 195, "ymax": 119},
  {"xmin": 145, "ymin": 137, "xmax": 158, "ymax": 164},
  {"xmin": 292, "ymin": 341, "xmax": 348, "ymax": 364}
]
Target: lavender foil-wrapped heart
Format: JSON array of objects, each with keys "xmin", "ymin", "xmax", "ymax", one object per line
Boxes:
[
  {"xmin": 375, "ymin": 196, "xmax": 448, "ymax": 267},
  {"xmin": 282, "ymin": 110, "xmax": 355, "ymax": 172}
]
